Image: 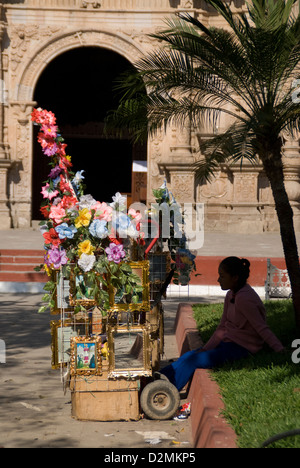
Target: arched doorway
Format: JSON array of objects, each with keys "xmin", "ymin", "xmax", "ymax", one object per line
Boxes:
[{"xmin": 32, "ymin": 46, "xmax": 147, "ymax": 220}]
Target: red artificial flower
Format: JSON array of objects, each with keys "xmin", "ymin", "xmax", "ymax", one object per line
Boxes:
[
  {"xmin": 56, "ymin": 143, "xmax": 68, "ymax": 159},
  {"xmin": 58, "ymin": 155, "xmax": 72, "ymax": 174},
  {"xmin": 31, "ymin": 108, "xmax": 56, "ymax": 126},
  {"xmin": 37, "ymin": 132, "xmax": 55, "ymax": 150},
  {"xmin": 43, "ymin": 228, "xmax": 61, "ymax": 247},
  {"xmin": 59, "ymin": 175, "xmax": 72, "ymax": 193},
  {"xmin": 60, "ymin": 195, "xmax": 78, "ymax": 209},
  {"xmin": 40, "ymin": 205, "xmax": 50, "ymax": 219}
]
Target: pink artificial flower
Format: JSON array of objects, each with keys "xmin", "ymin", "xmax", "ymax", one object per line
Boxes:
[
  {"xmin": 105, "ymin": 242, "xmax": 126, "ymax": 264},
  {"xmin": 41, "ymin": 124, "xmax": 58, "ymax": 138},
  {"xmin": 49, "ymin": 203, "xmax": 66, "ymax": 225},
  {"xmin": 37, "ymin": 132, "xmax": 58, "ymax": 156},
  {"xmin": 92, "ymin": 201, "xmax": 113, "ymax": 222},
  {"xmin": 128, "ymin": 208, "xmax": 142, "ymax": 222},
  {"xmin": 41, "ymin": 183, "xmax": 59, "ymax": 201}
]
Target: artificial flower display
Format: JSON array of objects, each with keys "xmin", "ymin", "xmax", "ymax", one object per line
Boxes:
[
  {"xmin": 33, "ymin": 107, "xmax": 196, "ymax": 315},
  {"xmin": 32, "ymin": 108, "xmax": 145, "ymax": 315}
]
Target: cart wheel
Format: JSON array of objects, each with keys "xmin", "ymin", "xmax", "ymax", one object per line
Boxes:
[{"xmin": 140, "ymin": 380, "xmax": 180, "ymax": 420}]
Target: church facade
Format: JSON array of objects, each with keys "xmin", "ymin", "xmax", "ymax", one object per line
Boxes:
[{"xmin": 0, "ymin": 0, "xmax": 300, "ymax": 233}]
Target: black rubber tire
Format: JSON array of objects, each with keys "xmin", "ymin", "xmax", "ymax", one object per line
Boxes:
[{"xmin": 140, "ymin": 380, "xmax": 180, "ymax": 420}]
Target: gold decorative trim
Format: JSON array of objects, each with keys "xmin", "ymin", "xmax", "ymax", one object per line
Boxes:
[{"xmin": 70, "ymin": 335, "xmax": 102, "ymax": 376}]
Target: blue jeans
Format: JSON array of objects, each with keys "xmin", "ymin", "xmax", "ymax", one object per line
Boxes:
[{"xmin": 159, "ymin": 341, "xmax": 250, "ymax": 391}]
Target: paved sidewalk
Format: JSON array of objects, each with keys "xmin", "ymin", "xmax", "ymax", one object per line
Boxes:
[
  {"xmin": 0, "ymin": 294, "xmax": 216, "ymax": 449},
  {"xmin": 0, "ymin": 228, "xmax": 298, "ymax": 448},
  {"xmin": 0, "ymin": 228, "xmax": 298, "ymax": 257}
]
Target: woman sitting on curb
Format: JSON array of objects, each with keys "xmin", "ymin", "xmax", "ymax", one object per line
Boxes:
[{"xmin": 156, "ymin": 256, "xmax": 285, "ymax": 392}]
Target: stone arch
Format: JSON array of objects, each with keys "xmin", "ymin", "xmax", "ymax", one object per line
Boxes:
[
  {"xmin": 8, "ymin": 29, "xmax": 148, "ymax": 228},
  {"xmin": 15, "ymin": 28, "xmax": 146, "ymax": 101}
]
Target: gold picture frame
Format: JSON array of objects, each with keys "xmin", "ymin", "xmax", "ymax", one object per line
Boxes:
[
  {"xmin": 50, "ymin": 318, "xmax": 90, "ymax": 369},
  {"xmin": 69, "ymin": 269, "xmax": 100, "ymax": 308},
  {"xmin": 107, "ymin": 324, "xmax": 152, "ymax": 378},
  {"xmin": 70, "ymin": 335, "xmax": 102, "ymax": 376},
  {"xmin": 109, "ymin": 261, "xmax": 150, "ymax": 312}
]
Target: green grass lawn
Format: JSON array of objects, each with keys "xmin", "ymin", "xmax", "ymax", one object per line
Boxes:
[{"xmin": 193, "ymin": 300, "xmax": 300, "ymax": 448}]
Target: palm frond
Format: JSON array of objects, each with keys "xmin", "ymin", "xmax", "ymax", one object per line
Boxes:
[{"xmin": 193, "ymin": 122, "xmax": 258, "ymax": 183}]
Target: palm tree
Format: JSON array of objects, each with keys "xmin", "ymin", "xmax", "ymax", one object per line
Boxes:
[{"xmin": 106, "ymin": 0, "xmax": 300, "ymax": 330}]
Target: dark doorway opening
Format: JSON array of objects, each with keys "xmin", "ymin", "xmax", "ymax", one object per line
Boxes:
[{"xmin": 32, "ymin": 46, "xmax": 147, "ymax": 220}]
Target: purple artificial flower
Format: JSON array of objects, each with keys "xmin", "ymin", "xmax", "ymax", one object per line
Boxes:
[
  {"xmin": 43, "ymin": 142, "xmax": 58, "ymax": 157},
  {"xmin": 105, "ymin": 243, "xmax": 126, "ymax": 264},
  {"xmin": 48, "ymin": 165, "xmax": 62, "ymax": 179},
  {"xmin": 45, "ymin": 247, "xmax": 68, "ymax": 269}
]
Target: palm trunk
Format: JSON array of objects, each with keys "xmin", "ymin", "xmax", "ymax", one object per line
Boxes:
[{"xmin": 262, "ymin": 151, "xmax": 300, "ymax": 332}]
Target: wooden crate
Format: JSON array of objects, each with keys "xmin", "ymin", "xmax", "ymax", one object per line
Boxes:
[{"xmin": 70, "ymin": 373, "xmax": 141, "ymax": 421}]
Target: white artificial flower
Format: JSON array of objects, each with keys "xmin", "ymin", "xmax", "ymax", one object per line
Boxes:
[
  {"xmin": 78, "ymin": 253, "xmax": 96, "ymax": 272},
  {"xmin": 126, "ymin": 224, "xmax": 140, "ymax": 239},
  {"xmin": 39, "ymin": 224, "xmax": 48, "ymax": 235},
  {"xmin": 78, "ymin": 194, "xmax": 97, "ymax": 210},
  {"xmin": 110, "ymin": 192, "xmax": 127, "ymax": 210}
]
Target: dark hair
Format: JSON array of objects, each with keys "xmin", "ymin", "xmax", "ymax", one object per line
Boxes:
[{"xmin": 219, "ymin": 256, "xmax": 250, "ymax": 286}]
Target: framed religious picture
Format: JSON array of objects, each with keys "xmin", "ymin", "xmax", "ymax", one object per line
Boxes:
[
  {"xmin": 70, "ymin": 336, "xmax": 102, "ymax": 376},
  {"xmin": 109, "ymin": 261, "xmax": 150, "ymax": 312},
  {"xmin": 107, "ymin": 325, "xmax": 152, "ymax": 378},
  {"xmin": 50, "ymin": 318, "xmax": 90, "ymax": 369}
]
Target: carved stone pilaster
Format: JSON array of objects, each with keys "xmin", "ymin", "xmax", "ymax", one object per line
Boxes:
[
  {"xmin": 0, "ymin": 159, "xmax": 12, "ymax": 228},
  {"xmin": 282, "ymin": 136, "xmax": 300, "ymax": 203},
  {"xmin": 159, "ymin": 162, "xmax": 195, "ymax": 203},
  {"xmin": 158, "ymin": 120, "xmax": 196, "ymax": 203},
  {"xmin": 0, "ymin": 15, "xmax": 12, "ymax": 227},
  {"xmin": 282, "ymin": 135, "xmax": 300, "ymax": 230},
  {"xmin": 8, "ymin": 100, "xmax": 37, "ymax": 228},
  {"xmin": 169, "ymin": 120, "xmax": 194, "ymax": 163}
]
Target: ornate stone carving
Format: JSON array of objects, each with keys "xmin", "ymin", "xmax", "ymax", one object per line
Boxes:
[
  {"xmin": 200, "ymin": 169, "xmax": 231, "ymax": 201},
  {"xmin": 171, "ymin": 172, "xmax": 195, "ymax": 202},
  {"xmin": 233, "ymin": 172, "xmax": 258, "ymax": 203},
  {"xmin": 178, "ymin": 0, "xmax": 194, "ymax": 9},
  {"xmin": 10, "ymin": 24, "xmax": 62, "ymax": 73},
  {"xmin": 81, "ymin": 1, "xmax": 101, "ymax": 7}
]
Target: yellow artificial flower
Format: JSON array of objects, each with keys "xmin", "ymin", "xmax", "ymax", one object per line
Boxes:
[
  {"xmin": 75, "ymin": 208, "xmax": 92, "ymax": 228},
  {"xmin": 44, "ymin": 264, "xmax": 51, "ymax": 277},
  {"xmin": 78, "ymin": 239, "xmax": 95, "ymax": 257},
  {"xmin": 181, "ymin": 256, "xmax": 193, "ymax": 265}
]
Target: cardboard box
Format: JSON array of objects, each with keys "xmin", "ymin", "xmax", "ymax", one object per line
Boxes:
[{"xmin": 70, "ymin": 373, "xmax": 141, "ymax": 421}]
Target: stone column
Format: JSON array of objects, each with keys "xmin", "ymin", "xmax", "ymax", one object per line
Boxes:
[
  {"xmin": 0, "ymin": 15, "xmax": 12, "ymax": 229},
  {"xmin": 160, "ymin": 120, "xmax": 196, "ymax": 204},
  {"xmin": 282, "ymin": 135, "xmax": 300, "ymax": 230}
]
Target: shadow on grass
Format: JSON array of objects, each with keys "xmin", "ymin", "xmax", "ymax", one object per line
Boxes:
[{"xmin": 192, "ymin": 299, "xmax": 300, "ymax": 448}]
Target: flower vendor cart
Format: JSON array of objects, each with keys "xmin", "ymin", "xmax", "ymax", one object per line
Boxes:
[{"xmin": 34, "ymin": 108, "xmax": 196, "ymax": 421}]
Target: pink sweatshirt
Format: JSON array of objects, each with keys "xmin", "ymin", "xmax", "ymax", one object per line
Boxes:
[{"xmin": 202, "ymin": 284, "xmax": 284, "ymax": 354}]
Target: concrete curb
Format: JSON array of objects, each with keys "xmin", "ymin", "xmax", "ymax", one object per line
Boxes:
[{"xmin": 175, "ymin": 303, "xmax": 238, "ymax": 449}]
